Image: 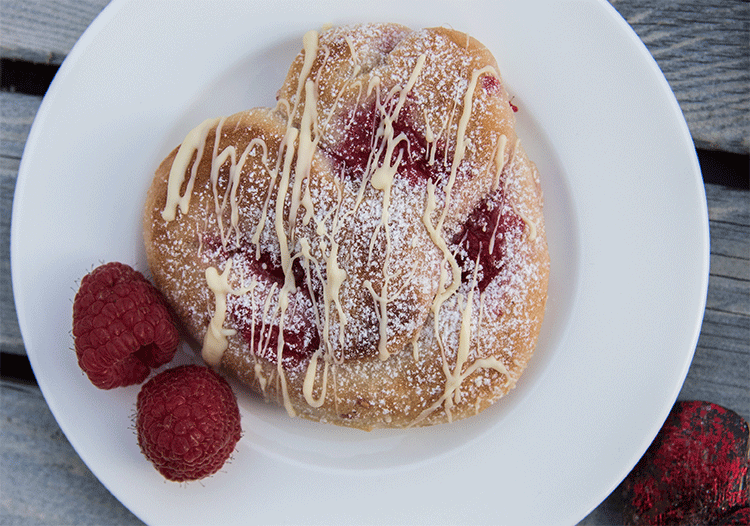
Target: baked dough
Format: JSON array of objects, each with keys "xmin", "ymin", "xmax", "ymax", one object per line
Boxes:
[{"xmin": 144, "ymin": 23, "xmax": 549, "ymax": 430}]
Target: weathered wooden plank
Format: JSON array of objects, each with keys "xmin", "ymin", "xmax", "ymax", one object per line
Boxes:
[
  {"xmin": 0, "ymin": 0, "xmax": 111, "ymax": 64},
  {"xmin": 608, "ymin": 0, "xmax": 749, "ymax": 154},
  {"xmin": 710, "ymin": 221, "xmax": 750, "ymax": 264},
  {"xmin": 0, "ymin": 379, "xmax": 143, "ymax": 525},
  {"xmin": 0, "ymin": 156, "xmax": 24, "ymax": 355},
  {"xmin": 1, "ymin": 92, "xmax": 42, "ymax": 355},
  {"xmin": 0, "ymin": 0, "xmax": 747, "ymax": 154},
  {"xmin": 680, "ymin": 308, "xmax": 750, "ymax": 424},
  {"xmin": 706, "ymin": 182, "xmax": 750, "ymax": 225},
  {"xmin": 696, "ymin": 308, "xmax": 750, "ymax": 356},
  {"xmin": 705, "ymin": 274, "xmax": 750, "ymax": 317},
  {"xmin": 0, "ymin": 91, "xmax": 43, "ymax": 159},
  {"xmin": 703, "ymin": 185, "xmax": 750, "ymax": 321},
  {"xmin": 680, "ymin": 183, "xmax": 750, "ymax": 423},
  {"xmin": 710, "ymin": 253, "xmax": 749, "ymax": 283}
]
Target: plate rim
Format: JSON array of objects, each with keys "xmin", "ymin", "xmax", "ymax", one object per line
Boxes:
[{"xmin": 11, "ymin": 0, "xmax": 710, "ymax": 524}]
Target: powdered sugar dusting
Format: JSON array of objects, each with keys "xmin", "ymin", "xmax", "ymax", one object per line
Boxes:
[{"xmin": 144, "ymin": 23, "xmax": 549, "ymax": 429}]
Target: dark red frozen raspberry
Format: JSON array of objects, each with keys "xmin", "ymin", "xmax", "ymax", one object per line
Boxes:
[
  {"xmin": 136, "ymin": 365, "xmax": 242, "ymax": 482},
  {"xmin": 72, "ymin": 262, "xmax": 179, "ymax": 389},
  {"xmin": 719, "ymin": 507, "xmax": 750, "ymax": 525},
  {"xmin": 621, "ymin": 401, "xmax": 749, "ymax": 525}
]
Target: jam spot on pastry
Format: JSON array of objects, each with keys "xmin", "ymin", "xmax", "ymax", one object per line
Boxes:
[
  {"xmin": 453, "ymin": 192, "xmax": 524, "ymax": 292},
  {"xmin": 201, "ymin": 229, "xmax": 320, "ymax": 369},
  {"xmin": 228, "ymin": 255, "xmax": 320, "ymax": 370},
  {"xmin": 238, "ymin": 316, "xmax": 321, "ymax": 370},
  {"xmin": 253, "ymin": 251, "xmax": 307, "ymax": 288},
  {"xmin": 481, "ymin": 74, "xmax": 502, "ymax": 95},
  {"xmin": 323, "ymin": 97, "xmax": 445, "ymax": 185}
]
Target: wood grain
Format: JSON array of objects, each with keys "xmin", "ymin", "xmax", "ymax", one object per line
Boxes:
[
  {"xmin": 609, "ymin": 0, "xmax": 750, "ymax": 154},
  {"xmin": 678, "ymin": 184, "xmax": 750, "ymax": 425},
  {"xmin": 0, "ymin": 0, "xmax": 747, "ymax": 153},
  {"xmin": 0, "ymin": 380, "xmax": 143, "ymax": 525},
  {"xmin": 1, "ymin": 156, "xmax": 24, "ymax": 355},
  {"xmin": 0, "ymin": 0, "xmax": 111, "ymax": 64},
  {"xmin": 0, "ymin": 92, "xmax": 40, "ymax": 355}
]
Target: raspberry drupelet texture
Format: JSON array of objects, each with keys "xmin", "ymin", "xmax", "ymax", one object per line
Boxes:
[
  {"xmin": 72, "ymin": 262, "xmax": 179, "ymax": 389},
  {"xmin": 135, "ymin": 365, "xmax": 242, "ymax": 482},
  {"xmin": 621, "ymin": 401, "xmax": 750, "ymax": 525}
]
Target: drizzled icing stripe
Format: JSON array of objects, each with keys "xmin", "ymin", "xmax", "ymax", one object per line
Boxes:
[
  {"xmin": 492, "ymin": 134, "xmax": 508, "ymax": 192},
  {"xmin": 202, "ymin": 262, "xmax": 235, "ymax": 366},
  {"xmin": 425, "ymin": 65, "xmax": 499, "ymax": 317},
  {"xmin": 202, "ymin": 260, "xmax": 253, "ymax": 366},
  {"xmin": 156, "ymin": 26, "xmax": 541, "ymax": 426},
  {"xmin": 303, "ymin": 350, "xmax": 329, "ymax": 407},
  {"xmin": 367, "ymin": 53, "xmax": 427, "ymax": 361},
  {"xmin": 162, "ymin": 117, "xmax": 221, "ymax": 221}
]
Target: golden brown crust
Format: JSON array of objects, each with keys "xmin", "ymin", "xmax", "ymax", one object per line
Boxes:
[{"xmin": 144, "ymin": 24, "xmax": 549, "ymax": 430}]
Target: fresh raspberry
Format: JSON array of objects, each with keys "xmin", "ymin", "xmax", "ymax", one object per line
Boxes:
[
  {"xmin": 135, "ymin": 365, "xmax": 242, "ymax": 482},
  {"xmin": 72, "ymin": 262, "xmax": 179, "ymax": 389}
]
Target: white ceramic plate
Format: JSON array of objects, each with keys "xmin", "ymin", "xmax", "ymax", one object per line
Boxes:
[{"xmin": 12, "ymin": 0, "xmax": 708, "ymax": 524}]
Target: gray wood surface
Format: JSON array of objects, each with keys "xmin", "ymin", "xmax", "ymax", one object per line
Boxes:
[
  {"xmin": 0, "ymin": 92, "xmax": 38, "ymax": 356},
  {"xmin": 1, "ymin": 0, "xmax": 748, "ymax": 525},
  {"xmin": 0, "ymin": 0, "xmax": 109, "ymax": 64},
  {"xmin": 610, "ymin": 0, "xmax": 749, "ymax": 154},
  {"xmin": 1, "ymin": 0, "xmax": 748, "ymax": 153},
  {"xmin": 1, "ymin": 381, "xmax": 142, "ymax": 525},
  {"xmin": 681, "ymin": 183, "xmax": 748, "ymax": 421}
]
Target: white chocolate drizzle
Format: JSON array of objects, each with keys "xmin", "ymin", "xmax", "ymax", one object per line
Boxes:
[
  {"xmin": 303, "ymin": 350, "xmax": 329, "ymax": 407},
  {"xmin": 492, "ymin": 134, "xmax": 508, "ymax": 192},
  {"xmin": 162, "ymin": 117, "xmax": 221, "ymax": 221},
  {"xmin": 202, "ymin": 260, "xmax": 252, "ymax": 366},
  {"xmin": 155, "ymin": 25, "xmax": 545, "ymax": 427}
]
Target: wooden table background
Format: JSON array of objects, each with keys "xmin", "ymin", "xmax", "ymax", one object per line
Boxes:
[{"xmin": 1, "ymin": 1, "xmax": 748, "ymax": 524}]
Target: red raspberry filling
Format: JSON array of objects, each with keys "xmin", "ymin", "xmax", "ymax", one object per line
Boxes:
[
  {"xmin": 206, "ymin": 237, "xmax": 320, "ymax": 370},
  {"xmin": 239, "ymin": 319, "xmax": 321, "ymax": 370},
  {"xmin": 481, "ymin": 74, "xmax": 502, "ymax": 95},
  {"xmin": 323, "ymin": 97, "xmax": 444, "ymax": 186},
  {"xmin": 453, "ymin": 193, "xmax": 524, "ymax": 293}
]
